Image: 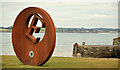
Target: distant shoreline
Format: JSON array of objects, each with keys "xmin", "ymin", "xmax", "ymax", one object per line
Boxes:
[
  {"xmin": 0, "ymin": 31, "xmax": 118, "ymax": 33},
  {"xmin": 0, "ymin": 28, "xmax": 118, "ymax": 33}
]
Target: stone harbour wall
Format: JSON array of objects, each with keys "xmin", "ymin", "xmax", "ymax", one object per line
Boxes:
[
  {"xmin": 73, "ymin": 37, "xmax": 120, "ymax": 58},
  {"xmin": 73, "ymin": 45, "xmax": 120, "ymax": 58}
]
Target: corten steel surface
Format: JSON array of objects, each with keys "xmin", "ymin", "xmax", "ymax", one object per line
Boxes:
[{"xmin": 12, "ymin": 7, "xmax": 56, "ymax": 66}]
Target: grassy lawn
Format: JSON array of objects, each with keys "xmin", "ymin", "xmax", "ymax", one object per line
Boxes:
[
  {"xmin": 2, "ymin": 55, "xmax": 118, "ymax": 68},
  {"xmin": 0, "ymin": 29, "xmax": 12, "ymax": 32}
]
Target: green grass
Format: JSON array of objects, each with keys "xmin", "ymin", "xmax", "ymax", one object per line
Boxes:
[
  {"xmin": 0, "ymin": 29, "xmax": 12, "ymax": 32},
  {"xmin": 1, "ymin": 55, "xmax": 118, "ymax": 68}
]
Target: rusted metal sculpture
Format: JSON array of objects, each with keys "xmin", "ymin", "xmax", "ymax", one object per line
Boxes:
[{"xmin": 12, "ymin": 7, "xmax": 56, "ymax": 66}]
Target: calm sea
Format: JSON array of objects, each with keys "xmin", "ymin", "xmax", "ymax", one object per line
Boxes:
[{"xmin": 0, "ymin": 32, "xmax": 118, "ymax": 57}]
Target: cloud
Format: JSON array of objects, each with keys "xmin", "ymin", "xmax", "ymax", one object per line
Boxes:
[
  {"xmin": 90, "ymin": 14, "xmax": 110, "ymax": 18},
  {"xmin": 1, "ymin": 2, "xmax": 118, "ymax": 28},
  {"xmin": 1, "ymin": 0, "xmax": 119, "ymax": 2}
]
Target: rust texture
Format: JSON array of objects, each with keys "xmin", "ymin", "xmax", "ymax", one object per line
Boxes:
[{"xmin": 12, "ymin": 7, "xmax": 56, "ymax": 66}]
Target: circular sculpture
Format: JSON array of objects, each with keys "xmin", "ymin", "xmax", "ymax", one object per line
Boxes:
[{"xmin": 12, "ymin": 7, "xmax": 56, "ymax": 66}]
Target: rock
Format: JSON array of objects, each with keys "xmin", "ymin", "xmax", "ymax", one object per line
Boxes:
[{"xmin": 77, "ymin": 53, "xmax": 81, "ymax": 57}]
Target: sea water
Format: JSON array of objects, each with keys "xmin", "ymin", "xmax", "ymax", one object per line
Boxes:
[{"xmin": 0, "ymin": 32, "xmax": 118, "ymax": 57}]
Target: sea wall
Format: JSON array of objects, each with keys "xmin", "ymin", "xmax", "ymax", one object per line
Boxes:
[
  {"xmin": 73, "ymin": 45, "xmax": 120, "ymax": 58},
  {"xmin": 73, "ymin": 37, "xmax": 120, "ymax": 58}
]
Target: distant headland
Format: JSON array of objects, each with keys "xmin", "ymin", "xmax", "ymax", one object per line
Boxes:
[{"xmin": 0, "ymin": 26, "xmax": 119, "ymax": 33}]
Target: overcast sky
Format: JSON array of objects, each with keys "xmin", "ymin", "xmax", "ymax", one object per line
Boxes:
[{"xmin": 0, "ymin": 0, "xmax": 119, "ymax": 28}]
